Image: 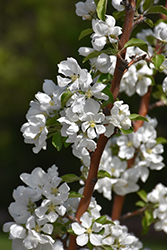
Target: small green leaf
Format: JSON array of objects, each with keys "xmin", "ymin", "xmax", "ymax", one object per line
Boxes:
[
  {"xmin": 83, "ymin": 51, "xmax": 103, "ymax": 63},
  {"xmin": 61, "ymin": 91, "xmax": 73, "ymax": 109},
  {"xmin": 152, "ymin": 54, "xmax": 165, "ymax": 70},
  {"xmin": 98, "ymin": 170, "xmax": 112, "ymax": 179},
  {"xmin": 144, "ymin": 210, "xmax": 154, "ymax": 226},
  {"xmin": 136, "ymin": 0, "xmax": 144, "ymax": 9},
  {"xmin": 143, "ymin": 0, "xmax": 154, "ymax": 12},
  {"xmin": 79, "ymin": 28, "xmax": 93, "ymax": 40},
  {"xmin": 146, "ymin": 5, "xmax": 167, "ymax": 16},
  {"xmin": 120, "ymin": 127, "xmax": 134, "ymax": 135},
  {"xmin": 122, "ymin": 38, "xmax": 148, "ymax": 53},
  {"xmin": 142, "ymin": 216, "xmax": 150, "ymax": 234},
  {"xmin": 61, "ymin": 174, "xmax": 81, "ymax": 183},
  {"xmin": 97, "ymin": 73, "xmax": 113, "ymax": 84},
  {"xmin": 101, "ymin": 86, "xmax": 114, "ymax": 108},
  {"xmin": 112, "ymin": 10, "xmax": 125, "ymax": 20},
  {"xmin": 156, "ymin": 137, "xmax": 167, "ymax": 145},
  {"xmin": 95, "ymin": 215, "xmax": 107, "ymax": 224},
  {"xmin": 87, "ymin": 242, "xmax": 94, "ymax": 250},
  {"xmin": 52, "ymin": 131, "xmax": 63, "ymax": 151},
  {"xmin": 68, "ymin": 191, "xmax": 84, "ymax": 198},
  {"xmin": 94, "ymin": 0, "xmax": 99, "ymax": 5},
  {"xmin": 67, "ymin": 228, "xmax": 75, "ymax": 235},
  {"xmin": 129, "ymin": 114, "xmax": 148, "ymax": 122},
  {"xmin": 135, "ymin": 200, "xmax": 146, "ymax": 207},
  {"xmin": 102, "ymin": 247, "xmax": 115, "ymax": 250},
  {"xmin": 96, "ymin": 0, "xmax": 108, "ymax": 21},
  {"xmin": 144, "ymin": 18, "xmax": 154, "ymax": 28},
  {"xmin": 137, "ymin": 190, "xmax": 148, "ymax": 202}
]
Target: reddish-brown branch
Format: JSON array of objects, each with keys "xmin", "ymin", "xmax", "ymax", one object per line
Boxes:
[
  {"xmin": 133, "ymin": 86, "xmax": 152, "ymax": 131},
  {"xmin": 68, "ymin": 135, "xmax": 109, "ymax": 250},
  {"xmin": 120, "ymin": 206, "xmax": 146, "ymax": 221},
  {"xmin": 68, "ymin": 1, "xmax": 137, "ymax": 249}
]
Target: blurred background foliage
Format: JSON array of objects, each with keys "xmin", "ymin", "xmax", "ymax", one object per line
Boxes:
[{"xmin": 0, "ymin": 0, "xmax": 167, "ymax": 244}]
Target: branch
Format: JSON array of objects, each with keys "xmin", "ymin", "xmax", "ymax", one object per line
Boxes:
[
  {"xmin": 69, "ymin": 1, "xmax": 137, "ymax": 248},
  {"xmin": 149, "ymin": 100, "xmax": 166, "ymax": 110},
  {"xmin": 120, "ymin": 207, "xmax": 146, "ymax": 221}
]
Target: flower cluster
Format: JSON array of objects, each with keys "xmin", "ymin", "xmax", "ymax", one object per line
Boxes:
[
  {"xmin": 3, "ymin": 165, "xmax": 71, "ymax": 250},
  {"xmin": 4, "ymin": 0, "xmax": 167, "ymax": 249},
  {"xmin": 147, "ymin": 183, "xmax": 167, "ymax": 233},
  {"xmin": 71, "ymin": 212, "xmax": 143, "ymax": 249},
  {"xmin": 88, "ymin": 117, "xmax": 164, "ymax": 200}
]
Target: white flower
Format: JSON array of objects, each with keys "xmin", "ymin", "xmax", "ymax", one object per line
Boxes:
[
  {"xmin": 140, "ymin": 139, "xmax": 164, "ymax": 164},
  {"xmin": 57, "ymin": 57, "xmax": 92, "ymax": 92},
  {"xmin": 162, "ymin": 76, "xmax": 167, "ymax": 94},
  {"xmin": 105, "ymin": 100, "xmax": 131, "ymax": 137},
  {"xmin": 111, "ymin": 0, "xmax": 125, "ymax": 11},
  {"xmin": 91, "ymin": 15, "xmax": 122, "ymax": 51},
  {"xmin": 117, "ymin": 133, "xmax": 140, "ymax": 160},
  {"xmin": 154, "ymin": 22, "xmax": 167, "ymax": 42},
  {"xmin": 20, "ymin": 167, "xmax": 48, "ymax": 196},
  {"xmin": 71, "ymin": 212, "xmax": 103, "ymax": 246},
  {"xmin": 113, "ymin": 169, "xmax": 140, "ymax": 196},
  {"xmin": 81, "ymin": 99, "xmax": 106, "ymax": 139},
  {"xmin": 21, "ymin": 114, "xmax": 48, "ymax": 153},
  {"xmin": 8, "ymin": 186, "xmax": 39, "ymax": 224},
  {"xmin": 75, "ymin": 0, "xmax": 96, "ymax": 20}
]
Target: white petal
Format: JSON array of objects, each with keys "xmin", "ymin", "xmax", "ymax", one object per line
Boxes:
[{"xmin": 76, "ymin": 233, "xmax": 89, "ymax": 246}]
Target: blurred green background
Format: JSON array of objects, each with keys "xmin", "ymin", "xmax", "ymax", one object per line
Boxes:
[{"xmin": 0, "ymin": 0, "xmax": 167, "ymax": 248}]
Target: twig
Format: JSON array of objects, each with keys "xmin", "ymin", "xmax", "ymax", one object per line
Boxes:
[
  {"xmin": 149, "ymin": 100, "xmax": 166, "ymax": 110},
  {"xmin": 120, "ymin": 207, "xmax": 146, "ymax": 221},
  {"xmin": 123, "ymin": 54, "xmax": 147, "ymax": 75}
]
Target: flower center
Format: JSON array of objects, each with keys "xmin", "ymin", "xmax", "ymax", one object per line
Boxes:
[
  {"xmin": 126, "ymin": 140, "xmax": 133, "ymax": 147},
  {"xmin": 146, "ymin": 148, "xmax": 153, "ymax": 154},
  {"xmin": 89, "ymin": 120, "xmax": 95, "ymax": 128},
  {"xmin": 87, "ymin": 227, "xmax": 93, "ymax": 234},
  {"xmin": 85, "ymin": 89, "xmax": 92, "ymax": 98},
  {"xmin": 48, "ymin": 202, "xmax": 56, "ymax": 213},
  {"xmin": 51, "ymin": 187, "xmax": 59, "ymax": 196},
  {"xmin": 71, "ymin": 74, "xmax": 79, "ymax": 82}
]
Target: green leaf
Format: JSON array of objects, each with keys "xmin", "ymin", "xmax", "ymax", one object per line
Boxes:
[
  {"xmin": 94, "ymin": 0, "xmax": 99, "ymax": 5},
  {"xmin": 46, "ymin": 116, "xmax": 59, "ymax": 126},
  {"xmin": 152, "ymin": 54, "xmax": 165, "ymax": 70},
  {"xmin": 61, "ymin": 91, "xmax": 73, "ymax": 109},
  {"xmin": 63, "ymin": 137, "xmax": 71, "ymax": 148},
  {"xmin": 146, "ymin": 5, "xmax": 167, "ymax": 16},
  {"xmin": 120, "ymin": 127, "xmax": 134, "ymax": 135},
  {"xmin": 52, "ymin": 131, "xmax": 63, "ymax": 151},
  {"xmin": 78, "ymin": 28, "xmax": 93, "ymax": 40},
  {"xmin": 61, "ymin": 174, "xmax": 81, "ymax": 183},
  {"xmin": 98, "ymin": 170, "xmax": 112, "ymax": 179},
  {"xmin": 137, "ymin": 190, "xmax": 148, "ymax": 202},
  {"xmin": 135, "ymin": 200, "xmax": 146, "ymax": 207},
  {"xmin": 136, "ymin": 0, "xmax": 144, "ymax": 9},
  {"xmin": 68, "ymin": 191, "xmax": 84, "ymax": 198},
  {"xmin": 144, "ymin": 210, "xmax": 154, "ymax": 226},
  {"xmin": 129, "ymin": 114, "xmax": 148, "ymax": 122},
  {"xmin": 144, "ymin": 18, "xmax": 154, "ymax": 28},
  {"xmin": 67, "ymin": 228, "xmax": 75, "ymax": 235},
  {"xmin": 156, "ymin": 137, "xmax": 167, "ymax": 145},
  {"xmin": 97, "ymin": 73, "xmax": 113, "ymax": 84},
  {"xmin": 95, "ymin": 215, "xmax": 107, "ymax": 224},
  {"xmin": 112, "ymin": 10, "xmax": 125, "ymax": 20},
  {"xmin": 83, "ymin": 51, "xmax": 103, "ymax": 63},
  {"xmin": 122, "ymin": 38, "xmax": 148, "ymax": 53},
  {"xmin": 87, "ymin": 242, "xmax": 94, "ymax": 250},
  {"xmin": 143, "ymin": 0, "xmax": 154, "ymax": 12},
  {"xmin": 102, "ymin": 247, "xmax": 114, "ymax": 250},
  {"xmin": 101, "ymin": 86, "xmax": 114, "ymax": 108},
  {"xmin": 96, "ymin": 0, "xmax": 108, "ymax": 21},
  {"xmin": 142, "ymin": 216, "xmax": 150, "ymax": 234}
]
